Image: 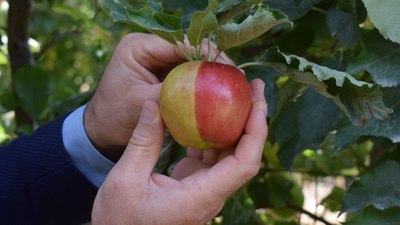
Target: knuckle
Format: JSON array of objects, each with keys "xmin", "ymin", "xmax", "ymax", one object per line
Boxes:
[
  {"xmin": 241, "ymin": 164, "xmax": 260, "ymax": 181},
  {"xmin": 129, "ymin": 128, "xmax": 154, "ymax": 149}
]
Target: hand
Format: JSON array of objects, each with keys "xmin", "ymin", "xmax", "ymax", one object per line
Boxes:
[
  {"xmin": 84, "ymin": 33, "xmax": 233, "ymax": 161},
  {"xmin": 91, "ymin": 79, "xmax": 268, "ymax": 225}
]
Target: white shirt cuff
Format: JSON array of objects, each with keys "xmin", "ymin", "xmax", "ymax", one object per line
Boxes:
[{"xmin": 62, "ymin": 105, "xmax": 115, "ymax": 188}]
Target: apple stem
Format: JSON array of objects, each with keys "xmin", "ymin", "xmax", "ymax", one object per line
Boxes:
[
  {"xmin": 213, "ymin": 51, "xmax": 222, "ymax": 62},
  {"xmin": 207, "ymin": 34, "xmax": 212, "ymax": 61},
  {"xmin": 196, "ymin": 40, "xmax": 203, "ymax": 60},
  {"xmin": 174, "ymin": 45, "xmax": 194, "ymax": 61}
]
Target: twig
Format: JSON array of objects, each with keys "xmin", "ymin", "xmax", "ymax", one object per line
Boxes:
[
  {"xmin": 289, "ymin": 205, "xmax": 333, "ymax": 225},
  {"xmin": 174, "ymin": 45, "xmax": 193, "ymax": 61},
  {"xmin": 311, "ymin": 7, "xmax": 327, "ymax": 14},
  {"xmin": 34, "ymin": 29, "xmax": 82, "ymax": 61},
  {"xmin": 213, "ymin": 50, "xmax": 222, "ymax": 62}
]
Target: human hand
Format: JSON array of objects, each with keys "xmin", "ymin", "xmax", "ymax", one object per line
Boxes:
[
  {"xmin": 84, "ymin": 33, "xmax": 233, "ymax": 161},
  {"xmin": 91, "ymin": 79, "xmax": 268, "ymax": 225}
]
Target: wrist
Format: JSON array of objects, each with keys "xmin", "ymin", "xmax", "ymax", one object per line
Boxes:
[{"xmin": 83, "ymin": 102, "xmax": 125, "ymax": 162}]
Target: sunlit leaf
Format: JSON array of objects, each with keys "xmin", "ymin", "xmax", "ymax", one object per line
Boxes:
[
  {"xmin": 362, "ymin": 0, "xmax": 400, "ymax": 44},
  {"xmin": 125, "ymin": 7, "xmax": 184, "ymax": 44},
  {"xmin": 187, "ymin": 0, "xmax": 219, "ymax": 48},
  {"xmin": 259, "ymin": 46, "xmax": 392, "ymax": 126},
  {"xmin": 215, "ymin": 7, "xmax": 290, "ymax": 51}
]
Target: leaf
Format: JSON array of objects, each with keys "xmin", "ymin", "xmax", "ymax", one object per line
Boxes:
[
  {"xmin": 187, "ymin": 0, "xmax": 219, "ymax": 48},
  {"xmin": 96, "ymin": 0, "xmax": 130, "ymax": 23},
  {"xmin": 345, "ymin": 207, "xmax": 400, "ymax": 225},
  {"xmin": 215, "ymin": 7, "xmax": 291, "ymax": 51},
  {"xmin": 327, "ymin": 9, "xmax": 359, "ymax": 47},
  {"xmin": 267, "ymin": 0, "xmax": 322, "ymax": 21},
  {"xmin": 216, "ymin": 0, "xmax": 243, "ymax": 13},
  {"xmin": 347, "ymin": 31, "xmax": 400, "ymax": 87},
  {"xmin": 276, "ymin": 87, "xmax": 340, "ymax": 168},
  {"xmin": 260, "ymin": 46, "xmax": 392, "ymax": 125},
  {"xmin": 266, "ymin": 172, "xmax": 304, "ymax": 208},
  {"xmin": 362, "ymin": 0, "xmax": 400, "ymax": 44},
  {"xmin": 221, "ymin": 190, "xmax": 262, "ymax": 225},
  {"xmin": 125, "ymin": 7, "xmax": 184, "ymax": 44},
  {"xmin": 13, "ymin": 66, "xmax": 51, "ymax": 121},
  {"xmin": 321, "ymin": 187, "xmax": 345, "ymax": 212},
  {"xmin": 335, "ymin": 87, "xmax": 400, "ymax": 152},
  {"xmin": 342, "ymin": 160, "xmax": 400, "ymax": 213},
  {"xmin": 153, "ymin": 131, "xmax": 175, "ymax": 173},
  {"xmin": 217, "ymin": 0, "xmax": 266, "ymax": 25}
]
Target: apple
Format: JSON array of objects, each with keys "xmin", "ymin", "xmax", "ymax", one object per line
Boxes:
[{"xmin": 160, "ymin": 61, "xmax": 252, "ymax": 150}]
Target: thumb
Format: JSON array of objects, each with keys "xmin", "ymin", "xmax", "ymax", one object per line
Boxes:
[{"xmin": 117, "ymin": 100, "xmax": 165, "ymax": 178}]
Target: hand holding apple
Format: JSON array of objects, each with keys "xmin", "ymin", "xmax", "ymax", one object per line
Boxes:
[
  {"xmin": 83, "ymin": 33, "xmax": 233, "ymax": 161},
  {"xmin": 91, "ymin": 79, "xmax": 268, "ymax": 225}
]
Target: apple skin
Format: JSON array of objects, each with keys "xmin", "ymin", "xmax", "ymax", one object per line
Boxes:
[{"xmin": 160, "ymin": 61, "xmax": 252, "ymax": 150}]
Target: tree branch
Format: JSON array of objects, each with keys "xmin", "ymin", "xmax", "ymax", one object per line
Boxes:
[
  {"xmin": 7, "ymin": 0, "xmax": 34, "ymax": 126},
  {"xmin": 288, "ymin": 205, "xmax": 333, "ymax": 225},
  {"xmin": 34, "ymin": 29, "xmax": 82, "ymax": 61},
  {"xmin": 8, "ymin": 0, "xmax": 34, "ymax": 73}
]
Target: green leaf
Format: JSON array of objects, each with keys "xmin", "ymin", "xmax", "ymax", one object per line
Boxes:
[
  {"xmin": 347, "ymin": 31, "xmax": 400, "ymax": 87},
  {"xmin": 217, "ymin": 0, "xmax": 266, "ymax": 25},
  {"xmin": 345, "ymin": 207, "xmax": 400, "ymax": 225},
  {"xmin": 267, "ymin": 0, "xmax": 322, "ymax": 21},
  {"xmin": 362, "ymin": 0, "xmax": 400, "ymax": 44},
  {"xmin": 187, "ymin": 0, "xmax": 219, "ymax": 48},
  {"xmin": 96, "ymin": 0, "xmax": 130, "ymax": 23},
  {"xmin": 260, "ymin": 46, "xmax": 392, "ymax": 125},
  {"xmin": 153, "ymin": 131, "xmax": 175, "ymax": 173},
  {"xmin": 216, "ymin": 0, "xmax": 243, "ymax": 13},
  {"xmin": 327, "ymin": 9, "xmax": 359, "ymax": 47},
  {"xmin": 342, "ymin": 160, "xmax": 400, "ymax": 212},
  {"xmin": 321, "ymin": 187, "xmax": 345, "ymax": 212},
  {"xmin": 13, "ymin": 66, "xmax": 51, "ymax": 121},
  {"xmin": 266, "ymin": 172, "xmax": 304, "ymax": 208},
  {"xmin": 221, "ymin": 190, "xmax": 262, "ymax": 225},
  {"xmin": 276, "ymin": 87, "xmax": 340, "ymax": 168},
  {"xmin": 215, "ymin": 7, "xmax": 291, "ymax": 51},
  {"xmin": 335, "ymin": 87, "xmax": 400, "ymax": 152},
  {"xmin": 125, "ymin": 7, "xmax": 184, "ymax": 45}
]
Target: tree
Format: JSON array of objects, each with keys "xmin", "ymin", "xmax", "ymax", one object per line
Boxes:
[{"xmin": 1, "ymin": 0, "xmax": 400, "ymax": 224}]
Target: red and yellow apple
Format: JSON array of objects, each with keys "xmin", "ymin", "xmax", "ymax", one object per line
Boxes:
[{"xmin": 160, "ymin": 61, "xmax": 252, "ymax": 150}]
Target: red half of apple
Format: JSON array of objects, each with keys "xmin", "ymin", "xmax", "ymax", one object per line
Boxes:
[{"xmin": 160, "ymin": 61, "xmax": 252, "ymax": 150}]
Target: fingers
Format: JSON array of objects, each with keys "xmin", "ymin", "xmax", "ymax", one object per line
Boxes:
[
  {"xmin": 171, "ymin": 158, "xmax": 210, "ymax": 180},
  {"xmin": 194, "ymin": 79, "xmax": 268, "ymax": 197},
  {"xmin": 116, "ymin": 100, "xmax": 165, "ymax": 181},
  {"xmin": 122, "ymin": 33, "xmax": 235, "ymax": 75},
  {"xmin": 234, "ymin": 79, "xmax": 268, "ymax": 164}
]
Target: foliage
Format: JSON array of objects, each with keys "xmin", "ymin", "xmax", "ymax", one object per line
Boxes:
[{"xmin": 2, "ymin": 0, "xmax": 400, "ymax": 224}]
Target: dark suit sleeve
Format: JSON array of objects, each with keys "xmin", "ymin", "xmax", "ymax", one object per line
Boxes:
[{"xmin": 0, "ymin": 115, "xmax": 98, "ymax": 225}]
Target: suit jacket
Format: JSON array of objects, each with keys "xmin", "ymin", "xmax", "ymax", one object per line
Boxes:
[{"xmin": 0, "ymin": 116, "xmax": 98, "ymax": 225}]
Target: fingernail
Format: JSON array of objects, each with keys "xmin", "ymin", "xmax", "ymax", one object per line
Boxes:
[{"xmin": 140, "ymin": 105, "xmax": 156, "ymax": 123}]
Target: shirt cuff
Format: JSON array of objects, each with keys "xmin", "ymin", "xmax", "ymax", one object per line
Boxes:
[{"xmin": 62, "ymin": 105, "xmax": 115, "ymax": 188}]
